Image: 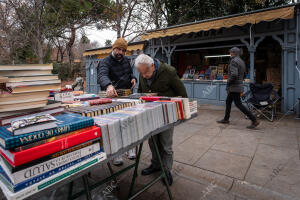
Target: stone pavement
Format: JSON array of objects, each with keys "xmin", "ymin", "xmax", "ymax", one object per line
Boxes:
[{"xmin": 1, "ymin": 104, "xmax": 299, "ymax": 200}]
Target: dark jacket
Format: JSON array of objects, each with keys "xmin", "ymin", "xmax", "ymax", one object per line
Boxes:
[
  {"xmin": 98, "ymin": 53, "xmax": 136, "ymax": 90},
  {"xmin": 227, "ymin": 56, "xmax": 245, "ymax": 93},
  {"xmin": 138, "ymin": 62, "xmax": 188, "ymax": 97}
]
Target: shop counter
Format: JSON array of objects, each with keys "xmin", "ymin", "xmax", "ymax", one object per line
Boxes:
[{"xmin": 182, "ymin": 79, "xmax": 250, "ymax": 105}]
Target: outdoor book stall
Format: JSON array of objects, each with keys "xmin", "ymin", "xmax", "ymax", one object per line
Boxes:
[{"xmin": 0, "ymin": 64, "xmax": 197, "ymax": 200}]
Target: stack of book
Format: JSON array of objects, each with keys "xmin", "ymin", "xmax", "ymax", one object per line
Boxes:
[
  {"xmin": 189, "ymin": 100, "xmax": 198, "ymax": 116},
  {"xmin": 99, "ymin": 89, "xmax": 132, "ymax": 98},
  {"xmin": 141, "ymin": 96, "xmax": 194, "ymax": 120},
  {"xmin": 0, "ymin": 64, "xmax": 61, "ymax": 112},
  {"xmin": 74, "ymin": 94, "xmax": 99, "ymax": 101},
  {"xmin": 88, "ymin": 98, "xmax": 112, "ymax": 106},
  {"xmin": 67, "ymin": 100, "xmax": 142, "ymax": 117},
  {"xmin": 116, "ymin": 89, "xmax": 132, "ymax": 97},
  {"xmin": 93, "ymin": 101, "xmax": 180, "ymax": 155},
  {"xmin": 0, "ymin": 112, "xmax": 106, "ymax": 200},
  {"xmin": 128, "ymin": 93, "xmax": 158, "ymax": 99}
]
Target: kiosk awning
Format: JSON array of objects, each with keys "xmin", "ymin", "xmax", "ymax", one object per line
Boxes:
[
  {"xmin": 141, "ymin": 6, "xmax": 295, "ymax": 40},
  {"xmin": 83, "ymin": 43, "xmax": 144, "ymax": 59}
]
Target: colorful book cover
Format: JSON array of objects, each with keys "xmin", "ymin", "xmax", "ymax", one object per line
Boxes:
[
  {"xmin": 2, "ymin": 139, "xmax": 100, "ymax": 173},
  {"xmin": 0, "ymin": 112, "xmax": 94, "ymax": 149},
  {"xmin": 0, "ymin": 152, "xmax": 106, "ymax": 200},
  {"xmin": 0, "ymin": 126, "xmax": 101, "ymax": 167},
  {"xmin": 0, "ymin": 144, "xmax": 102, "ymax": 192}
]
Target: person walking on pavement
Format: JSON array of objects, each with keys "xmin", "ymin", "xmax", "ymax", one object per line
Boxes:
[
  {"xmin": 217, "ymin": 47, "xmax": 260, "ymax": 129},
  {"xmin": 135, "ymin": 54, "xmax": 188, "ymax": 186},
  {"xmin": 72, "ymin": 72, "xmax": 84, "ymax": 91},
  {"xmin": 98, "ymin": 38, "xmax": 137, "ymax": 166}
]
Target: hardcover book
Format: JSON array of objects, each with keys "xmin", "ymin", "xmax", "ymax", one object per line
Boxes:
[
  {"xmin": 0, "ymin": 152, "xmax": 106, "ymax": 200},
  {"xmin": 3, "ymin": 139, "xmax": 99, "ymax": 173},
  {"xmin": 11, "ymin": 114, "xmax": 57, "ymax": 136},
  {"xmin": 0, "ymin": 141, "xmax": 101, "ymax": 186},
  {"xmin": 6, "ymin": 79, "xmax": 61, "ymax": 88},
  {"xmin": 0, "ymin": 100, "xmax": 48, "ymax": 113},
  {"xmin": 0, "ymin": 112, "xmax": 94, "ymax": 149},
  {"xmin": 0, "ymin": 64, "xmax": 53, "ymax": 71},
  {"xmin": 0, "ymin": 126, "xmax": 100, "ymax": 167},
  {"xmin": 0, "ymin": 70, "xmax": 52, "ymax": 77},
  {"xmin": 0, "ymin": 104, "xmax": 63, "ymax": 126}
]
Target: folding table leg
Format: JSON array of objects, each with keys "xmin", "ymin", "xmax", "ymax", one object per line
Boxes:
[
  {"xmin": 128, "ymin": 143, "xmax": 143, "ymax": 197},
  {"xmin": 82, "ymin": 175, "xmax": 92, "ymax": 200},
  {"xmin": 107, "ymin": 162, "xmax": 120, "ymax": 191},
  {"xmin": 67, "ymin": 181, "xmax": 74, "ymax": 200},
  {"xmin": 151, "ymin": 136, "xmax": 173, "ymax": 200}
]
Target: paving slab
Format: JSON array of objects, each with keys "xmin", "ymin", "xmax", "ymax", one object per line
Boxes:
[
  {"xmin": 259, "ymin": 131, "xmax": 298, "ymax": 149},
  {"xmin": 245, "ymin": 144, "xmax": 300, "ymax": 199},
  {"xmin": 192, "ymin": 126, "xmax": 222, "ymax": 138},
  {"xmin": 231, "ymin": 179, "xmax": 299, "ymax": 200},
  {"xmin": 195, "ymin": 149, "xmax": 252, "ymax": 180},
  {"xmin": 159, "ymin": 176, "xmax": 235, "ymax": 200},
  {"xmin": 173, "ymin": 161, "xmax": 234, "ymax": 192},
  {"xmin": 174, "ymin": 142, "xmax": 210, "ymax": 165},
  {"xmin": 211, "ymin": 128, "xmax": 259, "ymax": 157}
]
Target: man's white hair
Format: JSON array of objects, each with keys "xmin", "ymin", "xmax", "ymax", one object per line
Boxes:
[{"xmin": 134, "ymin": 54, "xmax": 154, "ymax": 68}]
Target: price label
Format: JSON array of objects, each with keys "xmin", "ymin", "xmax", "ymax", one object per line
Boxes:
[{"xmin": 55, "ymin": 91, "xmax": 74, "ymax": 102}]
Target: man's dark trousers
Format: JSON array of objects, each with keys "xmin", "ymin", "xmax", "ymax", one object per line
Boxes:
[{"xmin": 224, "ymin": 92, "xmax": 256, "ymax": 121}]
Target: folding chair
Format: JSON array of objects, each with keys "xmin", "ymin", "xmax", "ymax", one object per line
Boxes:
[{"xmin": 242, "ymin": 83, "xmax": 280, "ymax": 122}]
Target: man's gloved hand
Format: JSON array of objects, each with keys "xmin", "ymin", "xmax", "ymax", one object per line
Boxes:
[{"xmin": 106, "ymin": 85, "xmax": 118, "ymax": 98}]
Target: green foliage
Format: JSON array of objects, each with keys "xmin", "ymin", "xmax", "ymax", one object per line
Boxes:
[
  {"xmin": 105, "ymin": 39, "xmax": 112, "ymax": 47},
  {"xmin": 164, "ymin": 0, "xmax": 290, "ymax": 26},
  {"xmin": 52, "ymin": 63, "xmax": 85, "ymax": 81},
  {"xmin": 81, "ymin": 35, "xmax": 91, "ymax": 44}
]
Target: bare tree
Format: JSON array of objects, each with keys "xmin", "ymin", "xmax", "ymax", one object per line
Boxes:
[
  {"xmin": 99, "ymin": 0, "xmax": 167, "ymax": 43},
  {"xmin": 0, "ymin": 2, "xmax": 27, "ymax": 64}
]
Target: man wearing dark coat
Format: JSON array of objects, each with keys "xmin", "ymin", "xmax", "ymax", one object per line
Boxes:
[
  {"xmin": 98, "ymin": 38, "xmax": 137, "ymax": 165},
  {"xmin": 217, "ymin": 47, "xmax": 260, "ymax": 129}
]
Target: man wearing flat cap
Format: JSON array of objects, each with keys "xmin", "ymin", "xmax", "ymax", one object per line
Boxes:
[
  {"xmin": 217, "ymin": 47, "xmax": 260, "ymax": 129},
  {"xmin": 98, "ymin": 38, "xmax": 137, "ymax": 165}
]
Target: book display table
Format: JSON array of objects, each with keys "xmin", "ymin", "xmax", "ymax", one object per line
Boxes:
[{"xmin": 28, "ymin": 117, "xmax": 195, "ymax": 200}]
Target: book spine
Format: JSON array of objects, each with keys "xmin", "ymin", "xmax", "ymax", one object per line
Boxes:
[
  {"xmin": 3, "ymin": 118, "xmax": 94, "ymax": 149},
  {"xmin": 9, "ymin": 150, "xmax": 102, "ymax": 192},
  {"xmin": 8, "ymin": 139, "xmax": 99, "ymax": 173},
  {"xmin": 4, "ymin": 142, "xmax": 101, "ymax": 185},
  {"xmin": 5, "ymin": 126, "xmax": 101, "ymax": 166},
  {"xmin": 0, "ymin": 153, "xmax": 106, "ymax": 200}
]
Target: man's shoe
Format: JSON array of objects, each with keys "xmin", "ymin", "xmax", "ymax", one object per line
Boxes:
[
  {"xmin": 112, "ymin": 156, "xmax": 124, "ymax": 166},
  {"xmin": 141, "ymin": 165, "xmax": 160, "ymax": 176},
  {"xmin": 247, "ymin": 120, "xmax": 260, "ymax": 129},
  {"xmin": 217, "ymin": 119, "xmax": 229, "ymax": 124},
  {"xmin": 127, "ymin": 149, "xmax": 136, "ymax": 160},
  {"xmin": 162, "ymin": 170, "xmax": 173, "ymax": 186}
]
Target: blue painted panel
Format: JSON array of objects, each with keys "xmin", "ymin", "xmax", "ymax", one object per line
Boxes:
[
  {"xmin": 287, "ymin": 51, "xmax": 295, "ymax": 85},
  {"xmin": 193, "ymin": 83, "xmax": 217, "ymax": 99},
  {"xmin": 220, "ymin": 84, "xmax": 227, "ymax": 101},
  {"xmin": 184, "ymin": 83, "xmax": 193, "ymax": 98},
  {"xmin": 85, "ymin": 59, "xmax": 100, "ymax": 94}
]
